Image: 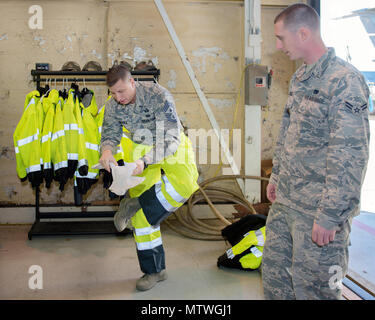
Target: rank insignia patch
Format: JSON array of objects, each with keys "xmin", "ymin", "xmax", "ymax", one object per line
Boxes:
[{"xmin": 344, "ymin": 101, "xmax": 367, "ymax": 114}]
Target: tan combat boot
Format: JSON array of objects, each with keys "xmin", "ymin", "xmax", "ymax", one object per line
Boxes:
[{"xmin": 136, "ymin": 270, "xmax": 168, "ymax": 291}]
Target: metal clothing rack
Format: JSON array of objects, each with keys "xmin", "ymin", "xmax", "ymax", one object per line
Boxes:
[
  {"xmin": 28, "ymin": 68, "xmax": 160, "ymax": 240},
  {"xmin": 31, "ymin": 69, "xmax": 160, "ymax": 90}
]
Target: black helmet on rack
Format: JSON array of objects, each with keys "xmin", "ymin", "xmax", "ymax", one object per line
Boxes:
[
  {"xmin": 82, "ymin": 61, "xmax": 103, "ymax": 72},
  {"xmin": 112, "ymin": 60, "xmax": 132, "ymax": 71},
  {"xmin": 120, "ymin": 61, "xmax": 132, "ymax": 71},
  {"xmin": 112, "ymin": 59, "xmax": 132, "ymax": 71},
  {"xmin": 61, "ymin": 61, "xmax": 81, "ymax": 71},
  {"xmin": 134, "ymin": 60, "xmax": 157, "ymax": 71}
]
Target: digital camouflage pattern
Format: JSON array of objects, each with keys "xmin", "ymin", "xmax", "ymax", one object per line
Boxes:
[
  {"xmin": 263, "ymin": 48, "xmax": 370, "ymax": 299},
  {"xmin": 101, "ymin": 81, "xmax": 182, "ymax": 164},
  {"xmin": 262, "ymin": 203, "xmax": 351, "ymax": 300},
  {"xmin": 269, "ymin": 48, "xmax": 370, "ymax": 229}
]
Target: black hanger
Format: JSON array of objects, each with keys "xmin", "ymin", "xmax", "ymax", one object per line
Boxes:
[
  {"xmin": 70, "ymin": 82, "xmax": 79, "ymax": 92},
  {"xmin": 38, "ymin": 83, "xmax": 49, "ymax": 96},
  {"xmin": 80, "ymin": 78, "xmax": 91, "ymax": 99},
  {"xmin": 70, "ymin": 82, "xmax": 81, "ymax": 101},
  {"xmin": 59, "ymin": 88, "xmax": 68, "ymax": 100},
  {"xmin": 59, "ymin": 79, "xmax": 68, "ymax": 100}
]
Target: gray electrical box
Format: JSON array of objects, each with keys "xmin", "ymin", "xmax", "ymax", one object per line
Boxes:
[{"xmin": 245, "ymin": 64, "xmax": 269, "ymax": 106}]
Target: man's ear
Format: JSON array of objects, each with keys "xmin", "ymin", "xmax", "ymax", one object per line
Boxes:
[{"xmin": 298, "ymin": 27, "xmax": 310, "ymax": 42}]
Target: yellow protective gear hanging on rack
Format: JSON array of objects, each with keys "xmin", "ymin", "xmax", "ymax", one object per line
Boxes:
[
  {"xmin": 36, "ymin": 96, "xmax": 44, "ymax": 141},
  {"xmin": 73, "ymin": 93, "xmax": 88, "ymax": 175},
  {"xmin": 13, "ymin": 91, "xmax": 43, "ymax": 188},
  {"xmin": 23, "ymin": 90, "xmax": 40, "ymax": 112},
  {"xmin": 41, "ymin": 89, "xmax": 59, "ymax": 188},
  {"xmin": 75, "ymin": 91, "xmax": 100, "ymax": 195},
  {"xmin": 96, "ymin": 98, "xmax": 126, "ymax": 196},
  {"xmin": 63, "ymin": 89, "xmax": 79, "ymax": 178},
  {"xmin": 96, "ymin": 97, "xmax": 125, "ymax": 162},
  {"xmin": 51, "ymin": 97, "xmax": 69, "ymax": 191}
]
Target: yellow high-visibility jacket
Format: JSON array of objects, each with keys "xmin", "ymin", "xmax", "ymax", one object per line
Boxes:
[
  {"xmin": 75, "ymin": 91, "xmax": 100, "ymax": 195},
  {"xmin": 51, "ymin": 97, "xmax": 69, "ymax": 190},
  {"xmin": 13, "ymin": 91, "xmax": 43, "ymax": 187},
  {"xmin": 41, "ymin": 89, "xmax": 59, "ymax": 188},
  {"xmin": 63, "ymin": 89, "xmax": 79, "ymax": 178}
]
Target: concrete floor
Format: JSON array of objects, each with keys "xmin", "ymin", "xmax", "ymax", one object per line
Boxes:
[
  {"xmin": 0, "ymin": 224, "xmax": 264, "ymax": 300},
  {"xmin": 1, "ymin": 214, "xmax": 374, "ymax": 300}
]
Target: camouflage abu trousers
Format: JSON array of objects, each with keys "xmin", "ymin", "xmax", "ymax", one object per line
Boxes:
[{"xmin": 261, "ymin": 202, "xmax": 351, "ymax": 300}]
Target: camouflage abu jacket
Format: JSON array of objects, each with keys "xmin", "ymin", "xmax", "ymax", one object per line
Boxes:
[
  {"xmin": 101, "ymin": 81, "xmax": 182, "ymax": 164},
  {"xmin": 270, "ymin": 48, "xmax": 370, "ymax": 230}
]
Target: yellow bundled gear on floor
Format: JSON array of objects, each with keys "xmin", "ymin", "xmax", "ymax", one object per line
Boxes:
[{"xmin": 217, "ymin": 214, "xmax": 267, "ymax": 271}]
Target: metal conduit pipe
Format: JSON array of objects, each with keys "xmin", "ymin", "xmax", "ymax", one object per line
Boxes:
[{"xmin": 164, "ymin": 175, "xmax": 269, "ymax": 240}]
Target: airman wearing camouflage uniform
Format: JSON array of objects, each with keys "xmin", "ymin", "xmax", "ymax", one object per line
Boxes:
[
  {"xmin": 262, "ymin": 4, "xmax": 370, "ymax": 300},
  {"xmin": 100, "ymin": 65, "xmax": 199, "ymax": 291}
]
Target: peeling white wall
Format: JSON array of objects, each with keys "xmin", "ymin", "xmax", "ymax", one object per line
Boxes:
[{"xmin": 0, "ymin": 0, "xmax": 295, "ymax": 205}]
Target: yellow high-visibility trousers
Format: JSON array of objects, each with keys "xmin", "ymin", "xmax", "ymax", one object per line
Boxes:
[{"xmin": 127, "ymin": 132, "xmax": 199, "ymax": 274}]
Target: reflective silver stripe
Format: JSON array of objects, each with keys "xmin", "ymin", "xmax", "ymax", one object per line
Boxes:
[
  {"xmin": 162, "ymin": 175, "xmax": 187, "ymax": 203},
  {"xmin": 43, "ymin": 162, "xmax": 52, "ymax": 169},
  {"xmin": 17, "ymin": 129, "xmax": 39, "ymax": 147},
  {"xmin": 226, "ymin": 248, "xmax": 235, "ymax": 259},
  {"xmin": 243, "ymin": 229, "xmax": 265, "ymax": 246},
  {"xmin": 15, "ymin": 146, "xmax": 19, "ymax": 154},
  {"xmin": 41, "ymin": 132, "xmax": 52, "ymax": 143},
  {"xmin": 250, "ymin": 246, "xmax": 262, "ymax": 258},
  {"xmin": 155, "ymin": 181, "xmax": 177, "ymax": 212},
  {"xmin": 26, "ymin": 164, "xmax": 41, "ymax": 173},
  {"xmin": 78, "ymin": 159, "xmax": 88, "ymax": 167},
  {"xmin": 67, "ymin": 153, "xmax": 78, "ymax": 160},
  {"xmin": 54, "ymin": 161, "xmax": 68, "ymax": 170},
  {"xmin": 24, "ymin": 97, "xmax": 35, "ymax": 112},
  {"xmin": 85, "ymin": 142, "xmax": 99, "ymax": 151},
  {"xmin": 64, "ymin": 123, "xmax": 79, "ymax": 131},
  {"xmin": 52, "ymin": 130, "xmax": 65, "ymax": 141},
  {"xmin": 98, "ymin": 126, "xmax": 102, "ymax": 134},
  {"xmin": 75, "ymin": 171, "xmax": 98, "ymax": 179},
  {"xmin": 136, "ymin": 237, "xmax": 163, "ymax": 251},
  {"xmin": 134, "ymin": 225, "xmax": 160, "ymax": 237},
  {"xmin": 78, "ymin": 128, "xmax": 84, "ymax": 135},
  {"xmin": 122, "ymin": 132, "xmax": 130, "ymax": 139},
  {"xmin": 255, "ymin": 229, "xmax": 265, "ymax": 246}
]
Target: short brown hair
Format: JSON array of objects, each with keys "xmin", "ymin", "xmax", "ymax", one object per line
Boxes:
[
  {"xmin": 274, "ymin": 3, "xmax": 319, "ymax": 32},
  {"xmin": 106, "ymin": 64, "xmax": 131, "ymax": 87}
]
